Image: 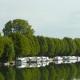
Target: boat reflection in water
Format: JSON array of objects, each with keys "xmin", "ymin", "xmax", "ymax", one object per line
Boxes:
[{"xmin": 15, "ymin": 56, "xmax": 80, "ymax": 68}]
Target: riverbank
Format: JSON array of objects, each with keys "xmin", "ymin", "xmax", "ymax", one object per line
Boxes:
[{"xmin": 1, "ymin": 56, "xmax": 80, "ymax": 69}]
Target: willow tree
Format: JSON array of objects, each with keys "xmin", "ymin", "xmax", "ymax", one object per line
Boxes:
[
  {"xmin": 9, "ymin": 33, "xmax": 32, "ymax": 57},
  {"xmin": 37, "ymin": 36, "xmax": 48, "ymax": 56},
  {"xmin": 0, "ymin": 37, "xmax": 4, "ymax": 58}
]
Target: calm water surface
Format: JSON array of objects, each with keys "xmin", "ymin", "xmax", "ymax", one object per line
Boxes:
[{"xmin": 0, "ymin": 63, "xmax": 80, "ymax": 80}]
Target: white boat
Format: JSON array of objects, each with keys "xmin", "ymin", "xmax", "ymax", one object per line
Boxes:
[
  {"xmin": 63, "ymin": 59, "xmax": 77, "ymax": 64},
  {"xmin": 54, "ymin": 56, "xmax": 63, "ymax": 61},
  {"xmin": 15, "ymin": 56, "xmax": 80, "ymax": 68},
  {"xmin": 29, "ymin": 57, "xmax": 37, "ymax": 62},
  {"xmin": 16, "ymin": 56, "xmax": 50, "ymax": 68},
  {"xmin": 66, "ymin": 56, "xmax": 78, "ymax": 60},
  {"xmin": 77, "ymin": 57, "xmax": 80, "ymax": 62}
]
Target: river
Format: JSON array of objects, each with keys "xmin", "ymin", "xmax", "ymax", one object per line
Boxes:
[{"xmin": 0, "ymin": 56, "xmax": 80, "ymax": 80}]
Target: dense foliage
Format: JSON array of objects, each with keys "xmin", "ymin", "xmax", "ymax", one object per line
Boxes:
[
  {"xmin": 1, "ymin": 19, "xmax": 80, "ymax": 59},
  {"xmin": 3, "ymin": 19, "xmax": 34, "ymax": 36},
  {"xmin": 0, "ymin": 19, "xmax": 80, "ymax": 80}
]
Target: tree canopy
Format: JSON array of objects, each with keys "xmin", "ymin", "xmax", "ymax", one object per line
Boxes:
[
  {"xmin": 3, "ymin": 19, "xmax": 34, "ymax": 36},
  {"xmin": 0, "ymin": 19, "xmax": 80, "ymax": 80},
  {"xmin": 1, "ymin": 19, "xmax": 80, "ymax": 60}
]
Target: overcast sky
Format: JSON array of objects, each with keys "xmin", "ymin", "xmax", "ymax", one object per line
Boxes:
[{"xmin": 0, "ymin": 0, "xmax": 80, "ymax": 38}]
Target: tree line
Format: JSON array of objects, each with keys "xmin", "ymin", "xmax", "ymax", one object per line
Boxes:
[
  {"xmin": 0, "ymin": 19, "xmax": 80, "ymax": 62},
  {"xmin": 0, "ymin": 19, "xmax": 80, "ymax": 80}
]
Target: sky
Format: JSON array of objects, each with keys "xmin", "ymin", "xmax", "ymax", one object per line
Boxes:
[{"xmin": 0, "ymin": 0, "xmax": 80, "ymax": 38}]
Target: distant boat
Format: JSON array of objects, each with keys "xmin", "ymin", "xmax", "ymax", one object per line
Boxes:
[
  {"xmin": 54, "ymin": 56, "xmax": 80, "ymax": 64},
  {"xmin": 15, "ymin": 56, "xmax": 80, "ymax": 68},
  {"xmin": 15, "ymin": 56, "xmax": 51, "ymax": 68}
]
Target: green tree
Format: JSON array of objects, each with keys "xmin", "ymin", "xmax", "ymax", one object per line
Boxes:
[
  {"xmin": 74, "ymin": 38, "xmax": 80, "ymax": 56},
  {"xmin": 2, "ymin": 37, "xmax": 15, "ymax": 61},
  {"xmin": 52, "ymin": 38, "xmax": 63, "ymax": 56},
  {"xmin": 0, "ymin": 37, "xmax": 4, "ymax": 58},
  {"xmin": 26, "ymin": 36, "xmax": 40, "ymax": 56},
  {"xmin": 37, "ymin": 36, "xmax": 48, "ymax": 56},
  {"xmin": 9, "ymin": 33, "xmax": 32, "ymax": 56},
  {"xmin": 61, "ymin": 37, "xmax": 71, "ymax": 56},
  {"xmin": 46, "ymin": 38, "xmax": 55, "ymax": 56},
  {"xmin": 3, "ymin": 19, "xmax": 34, "ymax": 36}
]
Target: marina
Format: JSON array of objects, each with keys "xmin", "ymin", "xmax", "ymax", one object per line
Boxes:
[{"xmin": 2, "ymin": 56, "xmax": 80, "ymax": 68}]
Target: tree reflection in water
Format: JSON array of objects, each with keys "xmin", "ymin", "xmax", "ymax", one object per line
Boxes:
[{"xmin": 0, "ymin": 63, "xmax": 80, "ymax": 80}]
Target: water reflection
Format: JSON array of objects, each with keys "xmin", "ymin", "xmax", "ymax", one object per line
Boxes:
[
  {"xmin": 0, "ymin": 56, "xmax": 80, "ymax": 80},
  {"xmin": 0, "ymin": 64, "xmax": 80, "ymax": 80}
]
